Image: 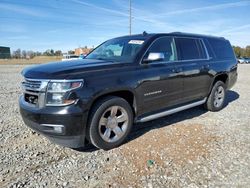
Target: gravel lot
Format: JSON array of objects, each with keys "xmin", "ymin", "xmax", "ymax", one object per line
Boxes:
[{"xmin": 0, "ymin": 64, "xmax": 249, "ymax": 188}]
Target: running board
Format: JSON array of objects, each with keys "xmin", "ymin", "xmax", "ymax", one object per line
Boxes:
[{"xmin": 137, "ymin": 98, "xmax": 207, "ymax": 123}]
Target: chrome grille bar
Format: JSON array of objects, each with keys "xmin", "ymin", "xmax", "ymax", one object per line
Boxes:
[
  {"xmin": 22, "ymin": 78, "xmax": 49, "ymax": 92},
  {"xmin": 21, "ymin": 78, "xmax": 49, "ymax": 108}
]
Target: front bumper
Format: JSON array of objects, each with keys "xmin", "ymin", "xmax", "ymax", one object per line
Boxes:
[{"xmin": 19, "ymin": 96, "xmax": 87, "ymax": 148}]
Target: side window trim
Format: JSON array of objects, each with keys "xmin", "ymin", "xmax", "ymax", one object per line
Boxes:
[
  {"xmin": 200, "ymin": 39, "xmax": 211, "ymax": 60},
  {"xmin": 196, "ymin": 40, "xmax": 203, "ymax": 58},
  {"xmin": 172, "ymin": 38, "xmax": 178, "ymax": 62},
  {"xmin": 203, "ymin": 38, "xmax": 216, "ymax": 59},
  {"xmin": 173, "ymin": 36, "xmax": 210, "ymax": 62},
  {"xmin": 140, "ymin": 36, "xmax": 211, "ymax": 65}
]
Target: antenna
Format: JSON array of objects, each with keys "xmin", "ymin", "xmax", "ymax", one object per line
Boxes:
[{"xmin": 129, "ymin": 0, "xmax": 132, "ymax": 35}]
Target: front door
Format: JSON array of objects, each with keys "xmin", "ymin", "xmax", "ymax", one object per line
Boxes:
[{"xmin": 136, "ymin": 36, "xmax": 184, "ymax": 116}]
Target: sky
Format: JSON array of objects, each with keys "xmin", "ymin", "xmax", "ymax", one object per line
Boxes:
[{"xmin": 0, "ymin": 0, "xmax": 250, "ymax": 52}]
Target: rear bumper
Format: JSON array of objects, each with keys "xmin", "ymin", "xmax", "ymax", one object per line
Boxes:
[{"xmin": 19, "ymin": 96, "xmax": 88, "ymax": 148}]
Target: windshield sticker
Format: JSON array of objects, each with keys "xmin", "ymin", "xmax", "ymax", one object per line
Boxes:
[{"xmin": 128, "ymin": 40, "xmax": 144, "ymax": 45}]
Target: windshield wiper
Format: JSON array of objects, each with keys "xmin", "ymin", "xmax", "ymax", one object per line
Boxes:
[
  {"xmin": 86, "ymin": 57, "xmax": 118, "ymax": 63},
  {"xmin": 96, "ymin": 58, "xmax": 106, "ymax": 60},
  {"xmin": 96, "ymin": 58, "xmax": 117, "ymax": 62}
]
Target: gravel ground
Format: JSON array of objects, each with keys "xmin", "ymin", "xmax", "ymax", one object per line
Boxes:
[{"xmin": 0, "ymin": 64, "xmax": 249, "ymax": 188}]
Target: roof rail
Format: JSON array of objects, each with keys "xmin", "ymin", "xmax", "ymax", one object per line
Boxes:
[{"xmin": 170, "ymin": 32, "xmax": 182, "ymax": 34}]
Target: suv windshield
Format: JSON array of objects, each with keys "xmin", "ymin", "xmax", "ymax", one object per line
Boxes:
[{"xmin": 86, "ymin": 38, "xmax": 145, "ymax": 62}]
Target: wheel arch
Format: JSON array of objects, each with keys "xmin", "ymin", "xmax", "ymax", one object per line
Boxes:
[
  {"xmin": 208, "ymin": 73, "xmax": 229, "ymax": 94},
  {"xmin": 88, "ymin": 88, "xmax": 137, "ymax": 117},
  {"xmin": 213, "ymin": 73, "xmax": 229, "ymax": 85},
  {"xmin": 210, "ymin": 72, "xmax": 229, "ymax": 89}
]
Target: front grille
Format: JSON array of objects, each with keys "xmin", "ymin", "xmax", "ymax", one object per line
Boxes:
[
  {"xmin": 22, "ymin": 79, "xmax": 42, "ymax": 91},
  {"xmin": 21, "ymin": 78, "xmax": 49, "ymax": 108}
]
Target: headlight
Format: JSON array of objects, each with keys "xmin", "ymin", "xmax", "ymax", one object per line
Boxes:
[{"xmin": 46, "ymin": 80, "xmax": 83, "ymax": 106}]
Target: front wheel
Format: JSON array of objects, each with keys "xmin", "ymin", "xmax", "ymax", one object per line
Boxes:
[
  {"xmin": 205, "ymin": 81, "xmax": 226, "ymax": 111},
  {"xmin": 87, "ymin": 96, "xmax": 133, "ymax": 150}
]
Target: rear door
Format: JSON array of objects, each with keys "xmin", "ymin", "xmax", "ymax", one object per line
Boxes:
[{"xmin": 174, "ymin": 37, "xmax": 212, "ymax": 102}]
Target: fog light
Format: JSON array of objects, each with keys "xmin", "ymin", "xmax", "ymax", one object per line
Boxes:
[
  {"xmin": 41, "ymin": 124, "xmax": 64, "ymax": 134},
  {"xmin": 54, "ymin": 126, "xmax": 63, "ymax": 133}
]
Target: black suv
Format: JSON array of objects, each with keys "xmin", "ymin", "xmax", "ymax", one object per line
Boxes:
[{"xmin": 19, "ymin": 32, "xmax": 238, "ymax": 150}]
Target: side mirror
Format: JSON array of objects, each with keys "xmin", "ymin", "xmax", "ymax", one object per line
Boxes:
[{"xmin": 143, "ymin": 52, "xmax": 165, "ymax": 63}]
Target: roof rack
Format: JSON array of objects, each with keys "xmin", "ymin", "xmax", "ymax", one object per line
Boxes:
[{"xmin": 170, "ymin": 32, "xmax": 182, "ymax": 34}]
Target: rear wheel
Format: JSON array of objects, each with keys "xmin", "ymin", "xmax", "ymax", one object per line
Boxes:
[
  {"xmin": 87, "ymin": 96, "xmax": 133, "ymax": 150},
  {"xmin": 205, "ymin": 81, "xmax": 226, "ymax": 111}
]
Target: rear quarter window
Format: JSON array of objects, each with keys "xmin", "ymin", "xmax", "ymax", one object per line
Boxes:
[{"xmin": 207, "ymin": 38, "xmax": 235, "ymax": 59}]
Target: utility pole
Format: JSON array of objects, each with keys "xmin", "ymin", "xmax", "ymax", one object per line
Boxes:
[{"xmin": 129, "ymin": 0, "xmax": 132, "ymax": 35}]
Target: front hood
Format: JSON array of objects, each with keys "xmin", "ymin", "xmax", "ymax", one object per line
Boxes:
[{"xmin": 22, "ymin": 59, "xmax": 124, "ymax": 79}]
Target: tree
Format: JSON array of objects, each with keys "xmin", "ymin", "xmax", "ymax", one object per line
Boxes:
[
  {"xmin": 50, "ymin": 49, "xmax": 54, "ymax": 56},
  {"xmin": 232, "ymin": 46, "xmax": 243, "ymax": 58},
  {"xmin": 55, "ymin": 50, "xmax": 62, "ymax": 56},
  {"xmin": 68, "ymin": 50, "xmax": 75, "ymax": 55},
  {"xmin": 35, "ymin": 51, "xmax": 42, "ymax": 56},
  {"xmin": 12, "ymin": 49, "xmax": 21, "ymax": 59},
  {"xmin": 43, "ymin": 50, "xmax": 49, "ymax": 56},
  {"xmin": 244, "ymin": 46, "xmax": 250, "ymax": 57},
  {"xmin": 232, "ymin": 46, "xmax": 250, "ymax": 58},
  {"xmin": 27, "ymin": 51, "xmax": 35, "ymax": 59},
  {"xmin": 43, "ymin": 49, "xmax": 55, "ymax": 56},
  {"xmin": 22, "ymin": 50, "xmax": 27, "ymax": 59}
]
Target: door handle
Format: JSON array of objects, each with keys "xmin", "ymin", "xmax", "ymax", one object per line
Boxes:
[
  {"xmin": 202, "ymin": 64, "xmax": 210, "ymax": 69},
  {"xmin": 172, "ymin": 67, "xmax": 183, "ymax": 73}
]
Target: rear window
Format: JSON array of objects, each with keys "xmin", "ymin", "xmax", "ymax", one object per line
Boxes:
[
  {"xmin": 207, "ymin": 38, "xmax": 234, "ymax": 59},
  {"xmin": 175, "ymin": 38, "xmax": 207, "ymax": 60}
]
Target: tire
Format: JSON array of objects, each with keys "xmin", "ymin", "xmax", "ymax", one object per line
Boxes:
[
  {"xmin": 205, "ymin": 81, "xmax": 226, "ymax": 111},
  {"xmin": 87, "ymin": 96, "xmax": 133, "ymax": 150}
]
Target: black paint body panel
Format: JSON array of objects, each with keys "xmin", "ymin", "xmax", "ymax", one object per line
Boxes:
[{"xmin": 19, "ymin": 32, "xmax": 238, "ymax": 148}]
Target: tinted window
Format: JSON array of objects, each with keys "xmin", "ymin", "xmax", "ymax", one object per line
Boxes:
[
  {"xmin": 207, "ymin": 38, "xmax": 234, "ymax": 59},
  {"xmin": 175, "ymin": 38, "xmax": 207, "ymax": 60},
  {"xmin": 146, "ymin": 37, "xmax": 176, "ymax": 62}
]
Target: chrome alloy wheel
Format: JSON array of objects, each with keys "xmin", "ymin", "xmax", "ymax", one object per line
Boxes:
[
  {"xmin": 214, "ymin": 86, "xmax": 225, "ymax": 108},
  {"xmin": 98, "ymin": 106, "xmax": 129, "ymax": 143}
]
